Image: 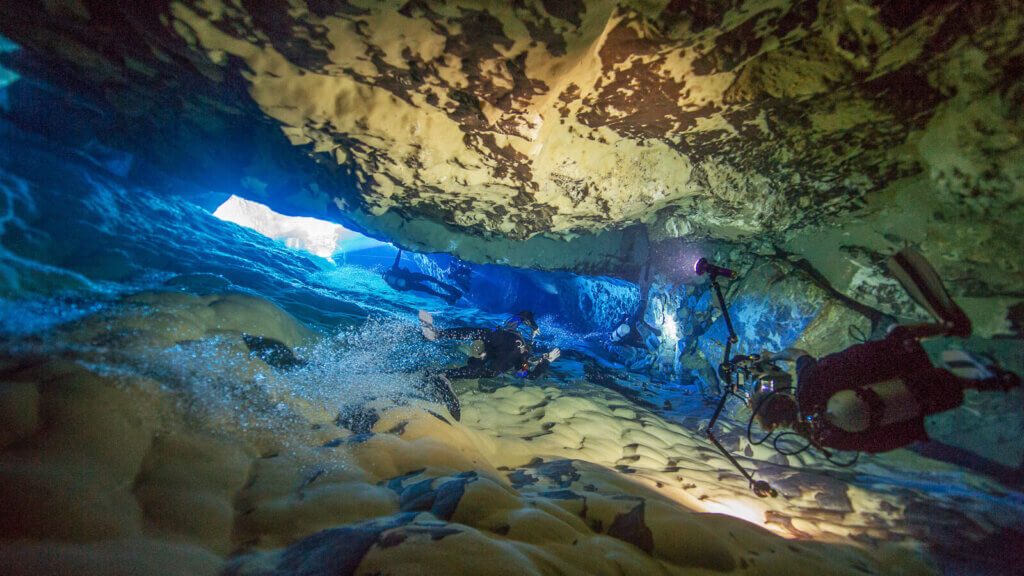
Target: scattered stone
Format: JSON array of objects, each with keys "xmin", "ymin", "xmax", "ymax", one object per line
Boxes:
[{"xmin": 242, "ymin": 334, "xmax": 306, "ymax": 370}]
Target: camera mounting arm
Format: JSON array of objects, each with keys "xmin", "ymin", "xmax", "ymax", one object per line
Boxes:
[
  {"xmin": 710, "ymin": 272, "xmax": 739, "ymax": 364},
  {"xmin": 698, "ymin": 267, "xmax": 778, "ymax": 498},
  {"xmin": 705, "ymin": 271, "xmax": 739, "ymax": 433},
  {"xmin": 706, "ymin": 428, "xmax": 778, "ymax": 498},
  {"xmin": 702, "ymin": 365, "xmax": 777, "ymax": 498}
]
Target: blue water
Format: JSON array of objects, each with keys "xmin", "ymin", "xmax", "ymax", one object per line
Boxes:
[
  {"xmin": 0, "ymin": 114, "xmax": 641, "ymax": 368},
  {"xmin": 4, "ymin": 33, "xmax": 1024, "ymax": 576}
]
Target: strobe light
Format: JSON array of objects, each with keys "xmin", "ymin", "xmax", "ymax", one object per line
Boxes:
[{"xmin": 694, "ymin": 257, "xmax": 736, "ymax": 279}]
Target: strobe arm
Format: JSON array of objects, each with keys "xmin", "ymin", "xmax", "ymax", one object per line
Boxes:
[
  {"xmin": 710, "ymin": 276, "xmax": 738, "ymax": 368},
  {"xmin": 703, "ymin": 390, "xmax": 779, "ymax": 498},
  {"xmin": 706, "ymin": 428, "xmax": 778, "ymax": 498},
  {"xmin": 701, "ymin": 270, "xmax": 777, "ymax": 498}
]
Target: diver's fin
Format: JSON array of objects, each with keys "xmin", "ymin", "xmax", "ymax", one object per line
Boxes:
[
  {"xmin": 431, "ymin": 374, "xmax": 461, "ymax": 421},
  {"xmin": 418, "ymin": 310, "xmax": 437, "ymax": 341},
  {"xmin": 941, "ymin": 349, "xmax": 994, "ymax": 380},
  {"xmin": 886, "ymin": 248, "xmax": 971, "ymax": 337},
  {"xmin": 242, "ymin": 333, "xmax": 306, "ymax": 370}
]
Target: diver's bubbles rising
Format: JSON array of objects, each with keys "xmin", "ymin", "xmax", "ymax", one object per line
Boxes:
[
  {"xmin": 283, "ymin": 315, "xmax": 461, "ymax": 415},
  {"xmin": 44, "ymin": 303, "xmax": 462, "ymax": 466}
]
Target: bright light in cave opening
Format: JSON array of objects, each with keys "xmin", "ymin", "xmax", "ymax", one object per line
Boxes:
[{"xmin": 213, "ymin": 195, "xmax": 385, "ymax": 260}]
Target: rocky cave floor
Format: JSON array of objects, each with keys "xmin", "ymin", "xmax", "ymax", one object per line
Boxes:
[{"xmin": 1, "ymin": 292, "xmax": 1022, "ymax": 576}]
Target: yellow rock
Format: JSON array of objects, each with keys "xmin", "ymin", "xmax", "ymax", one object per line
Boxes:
[{"xmin": 0, "ymin": 292, "xmax": 944, "ymax": 575}]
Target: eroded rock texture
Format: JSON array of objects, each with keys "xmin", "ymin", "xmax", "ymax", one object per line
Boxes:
[
  {"xmin": 1, "ymin": 1, "xmax": 1021, "ymax": 288},
  {"xmin": 2, "ymin": 292, "xmax": 997, "ymax": 575}
]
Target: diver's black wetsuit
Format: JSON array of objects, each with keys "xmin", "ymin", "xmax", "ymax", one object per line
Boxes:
[
  {"xmin": 614, "ymin": 324, "xmax": 654, "ymax": 350},
  {"xmin": 384, "ymin": 250, "xmax": 462, "ymax": 304},
  {"xmin": 437, "ymin": 326, "xmax": 550, "ymax": 380},
  {"xmin": 613, "ymin": 261, "xmax": 662, "ymax": 350}
]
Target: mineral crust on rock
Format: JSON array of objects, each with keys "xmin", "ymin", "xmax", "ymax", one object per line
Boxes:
[{"xmin": 2, "ymin": 0, "xmax": 1021, "ymax": 300}]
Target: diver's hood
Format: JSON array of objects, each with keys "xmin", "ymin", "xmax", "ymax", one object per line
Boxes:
[{"xmin": 507, "ymin": 311, "xmax": 539, "ymax": 336}]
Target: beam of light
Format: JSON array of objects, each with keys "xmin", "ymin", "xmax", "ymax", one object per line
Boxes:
[
  {"xmin": 667, "ymin": 244, "xmax": 706, "ymax": 281},
  {"xmin": 661, "ymin": 314, "xmax": 678, "ymax": 341},
  {"xmin": 700, "ymin": 498, "xmax": 765, "ymax": 526},
  {"xmin": 698, "ymin": 497, "xmax": 792, "ymax": 537}
]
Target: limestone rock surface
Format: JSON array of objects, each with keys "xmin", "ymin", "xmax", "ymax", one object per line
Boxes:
[
  {"xmin": 1, "ymin": 0, "xmax": 1021, "ymax": 305},
  {"xmin": 7, "ymin": 291, "xmax": 1011, "ymax": 575}
]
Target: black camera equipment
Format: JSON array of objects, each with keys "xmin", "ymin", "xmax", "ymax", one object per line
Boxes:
[
  {"xmin": 694, "ymin": 257, "xmax": 736, "ymax": 279},
  {"xmin": 696, "ymin": 259, "xmax": 860, "ymax": 497},
  {"xmin": 696, "ymin": 258, "xmax": 779, "ymax": 498}
]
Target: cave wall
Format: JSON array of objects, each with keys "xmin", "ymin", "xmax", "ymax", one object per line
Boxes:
[{"xmin": 0, "ymin": 1, "xmax": 1021, "ymax": 333}]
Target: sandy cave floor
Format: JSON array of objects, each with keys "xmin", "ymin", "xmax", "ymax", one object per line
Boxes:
[{"xmin": 0, "ymin": 292, "xmax": 1021, "ymax": 575}]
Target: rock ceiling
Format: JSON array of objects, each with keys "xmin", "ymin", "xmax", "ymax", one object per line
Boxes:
[{"xmin": 1, "ymin": 0, "xmax": 1022, "ymax": 302}]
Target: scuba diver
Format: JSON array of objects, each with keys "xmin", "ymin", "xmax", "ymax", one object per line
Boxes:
[
  {"xmin": 418, "ymin": 309, "xmax": 561, "ymax": 419},
  {"xmin": 609, "ymin": 262, "xmax": 663, "ymax": 376},
  {"xmin": 382, "ymin": 249, "xmax": 463, "ymax": 305},
  {"xmin": 610, "ymin": 261, "xmax": 662, "ymax": 350},
  {"xmin": 750, "ymin": 248, "xmax": 1021, "ymax": 454},
  {"xmin": 609, "ymin": 311, "xmax": 662, "ymax": 375},
  {"xmin": 611, "ymin": 313, "xmax": 661, "ymax": 350}
]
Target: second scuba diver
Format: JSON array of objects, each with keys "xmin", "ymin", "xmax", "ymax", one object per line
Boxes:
[
  {"xmin": 611, "ymin": 261, "xmax": 662, "ymax": 350},
  {"xmin": 418, "ymin": 310, "xmax": 561, "ymax": 421},
  {"xmin": 749, "ymin": 248, "xmax": 1021, "ymax": 454},
  {"xmin": 383, "ymin": 249, "xmax": 463, "ymax": 304}
]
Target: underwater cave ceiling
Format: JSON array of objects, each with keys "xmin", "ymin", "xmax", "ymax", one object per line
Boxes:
[{"xmin": 1, "ymin": 0, "xmax": 1023, "ymax": 300}]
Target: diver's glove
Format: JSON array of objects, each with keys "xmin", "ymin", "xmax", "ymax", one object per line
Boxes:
[
  {"xmin": 974, "ymin": 365, "xmax": 1022, "ymax": 392},
  {"xmin": 545, "ymin": 348, "xmax": 561, "ymax": 362}
]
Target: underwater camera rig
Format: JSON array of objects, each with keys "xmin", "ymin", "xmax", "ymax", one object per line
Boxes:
[
  {"xmin": 695, "ymin": 258, "xmax": 779, "ymax": 498},
  {"xmin": 694, "ymin": 259, "xmax": 861, "ymax": 497}
]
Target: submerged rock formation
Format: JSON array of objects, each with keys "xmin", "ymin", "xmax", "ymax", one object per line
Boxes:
[
  {"xmin": 1, "ymin": 3, "xmax": 1023, "ymax": 574},
  {"xmin": 3, "ymin": 292, "xmax": 1004, "ymax": 575},
  {"xmin": 1, "ymin": 1, "xmax": 1022, "ymax": 304}
]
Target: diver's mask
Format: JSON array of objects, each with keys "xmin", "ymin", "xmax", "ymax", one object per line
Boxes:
[{"xmin": 504, "ymin": 315, "xmax": 540, "ymax": 340}]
